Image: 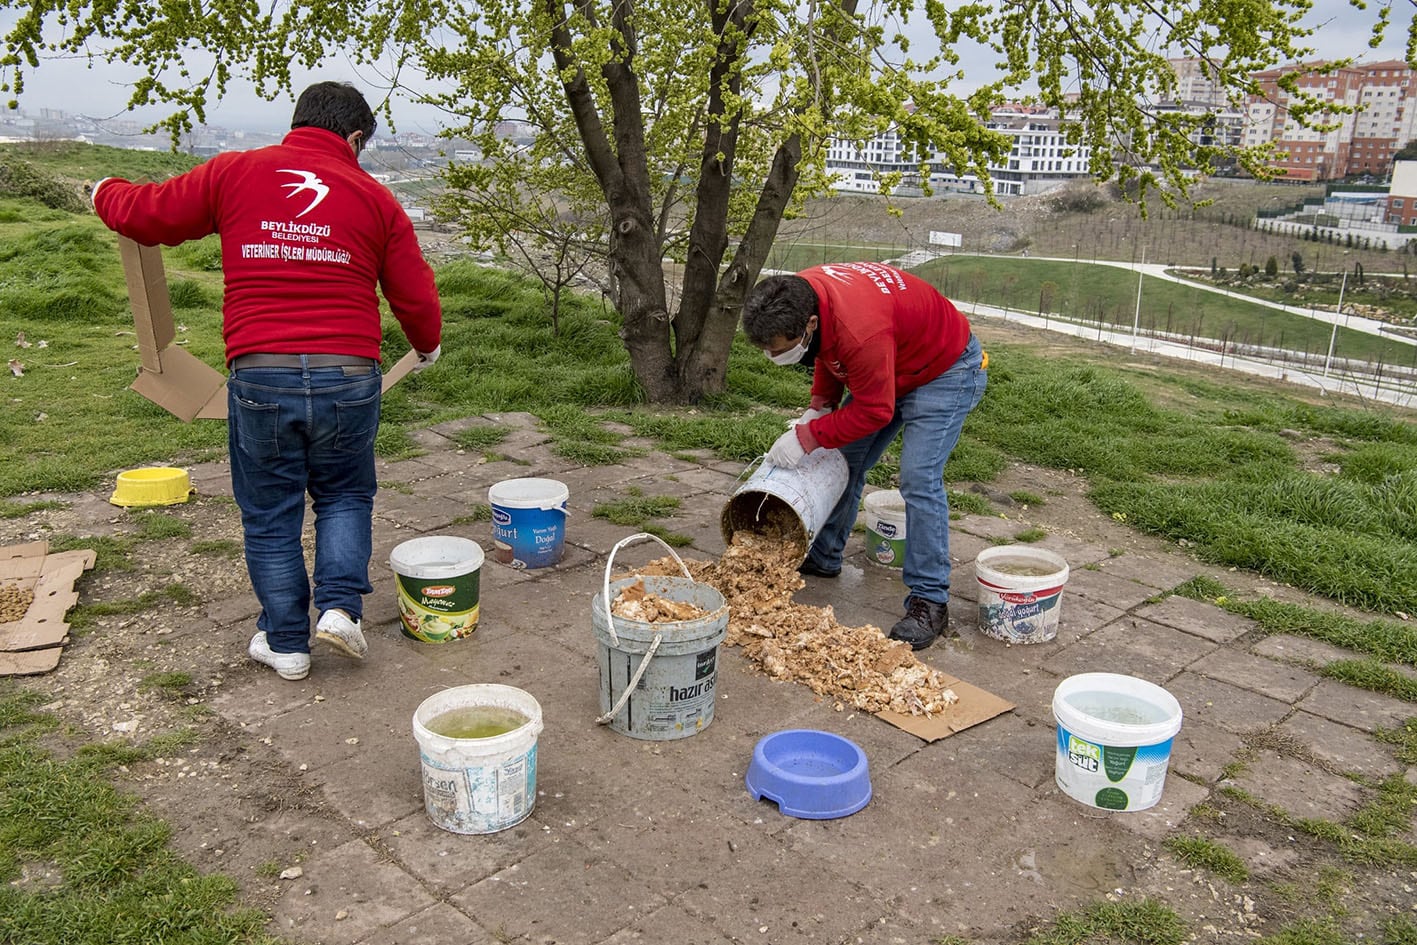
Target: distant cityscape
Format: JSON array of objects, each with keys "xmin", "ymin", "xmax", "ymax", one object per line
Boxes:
[{"xmin": 6, "ymin": 55, "xmax": 1417, "ymax": 208}]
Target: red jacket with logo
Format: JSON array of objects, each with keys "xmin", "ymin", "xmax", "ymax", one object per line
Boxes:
[
  {"xmin": 92, "ymin": 127, "xmax": 441, "ymax": 362},
  {"xmin": 795, "ymin": 262, "xmax": 970, "ymax": 451}
]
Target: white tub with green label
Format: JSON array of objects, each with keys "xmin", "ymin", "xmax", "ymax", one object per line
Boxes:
[{"xmin": 1052, "ymin": 673, "xmax": 1183, "ymax": 811}]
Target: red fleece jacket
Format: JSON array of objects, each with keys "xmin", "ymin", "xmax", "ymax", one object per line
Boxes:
[
  {"xmin": 92, "ymin": 127, "xmax": 441, "ymax": 362},
  {"xmin": 795, "ymin": 262, "xmax": 970, "ymax": 451}
]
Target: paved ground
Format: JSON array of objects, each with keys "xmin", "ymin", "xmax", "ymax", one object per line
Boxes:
[{"xmin": 65, "ymin": 411, "xmax": 1417, "ymax": 945}]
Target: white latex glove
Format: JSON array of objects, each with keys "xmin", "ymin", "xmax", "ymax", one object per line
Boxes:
[
  {"xmin": 413, "ymin": 344, "xmax": 441, "ymax": 371},
  {"xmin": 789, "ymin": 406, "xmax": 833, "ymax": 428},
  {"xmin": 766, "ymin": 429, "xmax": 807, "ymax": 469}
]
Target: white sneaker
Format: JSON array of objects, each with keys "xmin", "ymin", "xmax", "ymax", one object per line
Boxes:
[
  {"xmin": 316, "ymin": 609, "xmax": 367, "ymax": 660},
  {"xmin": 248, "ymin": 632, "xmax": 311, "ymax": 680}
]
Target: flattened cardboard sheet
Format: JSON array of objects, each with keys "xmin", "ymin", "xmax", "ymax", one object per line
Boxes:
[
  {"xmin": 877, "ymin": 673, "xmax": 1015, "ymax": 741},
  {"xmin": 117, "ymin": 236, "xmax": 421, "ymax": 422},
  {"xmin": 0, "ymin": 541, "xmax": 95, "ymax": 676}
]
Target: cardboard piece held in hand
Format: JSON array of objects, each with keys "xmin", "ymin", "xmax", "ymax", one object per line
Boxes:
[{"xmin": 116, "ymin": 236, "xmax": 419, "ymax": 422}]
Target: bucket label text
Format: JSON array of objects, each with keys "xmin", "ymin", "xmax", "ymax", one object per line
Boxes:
[
  {"xmin": 1067, "ymin": 734, "xmax": 1101, "ymax": 773},
  {"xmin": 669, "ymin": 676, "xmax": 716, "ymax": 702}
]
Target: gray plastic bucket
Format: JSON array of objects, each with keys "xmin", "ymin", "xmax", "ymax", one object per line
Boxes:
[
  {"xmin": 591, "ymin": 534, "xmax": 729, "ymax": 740},
  {"xmin": 720, "ymin": 448, "xmax": 849, "ymax": 561}
]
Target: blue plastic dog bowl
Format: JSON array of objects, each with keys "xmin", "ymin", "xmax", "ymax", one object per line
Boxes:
[{"xmin": 745, "ymin": 729, "xmax": 871, "ymax": 819}]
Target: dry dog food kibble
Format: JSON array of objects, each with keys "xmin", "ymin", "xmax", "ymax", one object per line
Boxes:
[
  {"xmin": 0, "ymin": 582, "xmax": 34, "ymax": 623},
  {"xmin": 633, "ymin": 530, "xmax": 958, "ymax": 718}
]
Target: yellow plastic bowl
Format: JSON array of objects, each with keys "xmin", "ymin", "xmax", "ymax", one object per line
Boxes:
[{"xmin": 110, "ymin": 467, "xmax": 193, "ymax": 508}]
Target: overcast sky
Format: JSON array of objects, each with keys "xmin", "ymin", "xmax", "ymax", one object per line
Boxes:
[{"xmin": 4, "ymin": 1, "xmax": 1407, "ymax": 136}]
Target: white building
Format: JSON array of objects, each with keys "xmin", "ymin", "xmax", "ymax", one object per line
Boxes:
[{"xmin": 824, "ymin": 107, "xmax": 1095, "ymax": 197}]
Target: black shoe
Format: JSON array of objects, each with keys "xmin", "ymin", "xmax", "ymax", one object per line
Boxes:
[
  {"xmin": 889, "ymin": 597, "xmax": 948, "ymax": 650},
  {"xmin": 798, "ymin": 558, "xmax": 841, "ymax": 578}
]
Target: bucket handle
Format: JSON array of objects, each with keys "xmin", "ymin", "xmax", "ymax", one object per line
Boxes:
[
  {"xmin": 595, "ymin": 533, "xmax": 694, "ymax": 727},
  {"xmin": 734, "ymin": 454, "xmax": 765, "ymax": 485}
]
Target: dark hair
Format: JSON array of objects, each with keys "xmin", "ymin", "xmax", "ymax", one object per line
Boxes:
[
  {"xmin": 741, "ymin": 274, "xmax": 817, "ymax": 345},
  {"xmin": 291, "ymin": 82, "xmax": 376, "ymax": 148}
]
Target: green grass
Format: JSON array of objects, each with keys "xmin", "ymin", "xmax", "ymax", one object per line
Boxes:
[
  {"xmin": 190, "ymin": 538, "xmax": 242, "ymax": 558},
  {"xmin": 47, "ymin": 534, "xmax": 135, "ymax": 573},
  {"xmin": 1010, "ymin": 490, "xmax": 1046, "ymax": 505},
  {"xmin": 1172, "ymin": 577, "xmax": 1417, "ymax": 667},
  {"xmin": 1256, "ymin": 918, "xmax": 1349, "ymax": 945},
  {"xmin": 1023, "ymin": 898, "xmax": 1188, "ymax": 945},
  {"xmin": 592, "ymin": 489, "xmax": 692, "ymax": 546},
  {"xmin": 452, "ymin": 425, "xmax": 511, "ymax": 451},
  {"xmin": 1012, "ymin": 527, "xmax": 1048, "ymax": 542},
  {"xmin": 962, "ymin": 348, "xmax": 1416, "ymax": 613},
  {"xmin": 68, "ymin": 585, "xmax": 199, "ymax": 631},
  {"xmin": 0, "ymin": 686, "xmax": 279, "ymax": 945},
  {"xmin": 912, "ymin": 255, "xmax": 1414, "ymax": 366},
  {"xmin": 131, "ymin": 511, "xmax": 192, "ymax": 541},
  {"xmin": 1163, "ymin": 835, "xmax": 1250, "ymax": 883},
  {"xmin": 947, "ymin": 489, "xmax": 994, "ymax": 516},
  {"xmin": 1374, "ymin": 718, "xmax": 1417, "ymax": 764},
  {"xmin": 592, "ymin": 492, "xmax": 683, "ymax": 526},
  {"xmin": 137, "ymin": 672, "xmax": 192, "ymax": 695},
  {"xmin": 0, "ymin": 499, "xmax": 67, "ymax": 519},
  {"xmin": 1227, "ymin": 769, "xmax": 1417, "ymax": 868}
]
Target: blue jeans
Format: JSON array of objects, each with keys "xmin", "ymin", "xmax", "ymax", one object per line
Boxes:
[
  {"xmin": 805, "ymin": 335, "xmax": 987, "ymax": 607},
  {"xmin": 228, "ymin": 360, "xmax": 382, "ymax": 654}
]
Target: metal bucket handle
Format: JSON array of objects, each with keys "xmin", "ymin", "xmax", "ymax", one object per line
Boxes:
[{"xmin": 595, "ymin": 532, "xmax": 694, "ymax": 726}]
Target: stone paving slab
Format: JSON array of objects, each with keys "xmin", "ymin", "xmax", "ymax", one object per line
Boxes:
[
  {"xmin": 1276, "ymin": 710, "xmax": 1406, "ymax": 779},
  {"xmin": 598, "ymin": 903, "xmax": 737, "ymax": 945},
  {"xmin": 1232, "ymin": 750, "xmax": 1366, "ymax": 822},
  {"xmin": 358, "ymin": 903, "xmax": 501, "ymax": 945},
  {"xmin": 1168, "ymin": 719, "xmax": 1247, "ymax": 784},
  {"xmin": 1251, "ymin": 633, "xmax": 1360, "ymax": 668},
  {"xmin": 447, "ymin": 834, "xmax": 671, "ymax": 944},
  {"xmin": 173, "ymin": 432, "xmax": 1417, "ymax": 944},
  {"xmin": 1104, "ymin": 775, "xmax": 1213, "ymax": 841},
  {"xmin": 1189, "ymin": 649, "xmax": 1320, "ymax": 703},
  {"xmin": 269, "ymin": 836, "xmax": 443, "ymax": 945},
  {"xmin": 1297, "ymin": 677, "xmax": 1417, "ymax": 734},
  {"xmin": 1088, "ymin": 552, "xmax": 1203, "ymax": 590},
  {"xmin": 1163, "ymin": 671, "xmax": 1293, "ymax": 736},
  {"xmin": 1132, "ymin": 595, "xmax": 1256, "ymax": 644},
  {"xmin": 1064, "ymin": 568, "xmax": 1169, "ymax": 611},
  {"xmin": 1040, "ymin": 617, "xmax": 1219, "ymax": 686}
]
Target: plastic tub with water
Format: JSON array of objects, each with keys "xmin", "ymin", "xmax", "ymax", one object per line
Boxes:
[
  {"xmin": 975, "ymin": 545, "xmax": 1069, "ymax": 644},
  {"xmin": 412, "ymin": 684, "xmax": 544, "ymax": 834},
  {"xmin": 1053, "ymin": 673, "xmax": 1184, "ymax": 811}
]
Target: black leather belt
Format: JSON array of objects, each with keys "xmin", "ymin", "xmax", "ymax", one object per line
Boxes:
[{"xmin": 229, "ymin": 354, "xmax": 376, "ymax": 372}]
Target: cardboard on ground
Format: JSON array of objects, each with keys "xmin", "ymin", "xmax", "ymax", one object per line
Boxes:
[
  {"xmin": 117, "ymin": 236, "xmax": 419, "ymax": 422},
  {"xmin": 877, "ymin": 675, "xmax": 1014, "ymax": 741},
  {"xmin": 0, "ymin": 540, "xmax": 96, "ymax": 676}
]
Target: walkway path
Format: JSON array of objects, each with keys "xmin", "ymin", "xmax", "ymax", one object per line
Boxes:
[{"xmin": 113, "ymin": 412, "xmax": 1415, "ymax": 944}]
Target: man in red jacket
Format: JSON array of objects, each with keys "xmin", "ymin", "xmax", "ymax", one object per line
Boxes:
[
  {"xmin": 741, "ymin": 262, "xmax": 986, "ymax": 650},
  {"xmin": 93, "ymin": 82, "xmax": 443, "ymax": 681}
]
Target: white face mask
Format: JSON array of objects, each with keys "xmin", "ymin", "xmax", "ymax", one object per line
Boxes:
[{"xmin": 766, "ymin": 327, "xmax": 812, "ymax": 366}]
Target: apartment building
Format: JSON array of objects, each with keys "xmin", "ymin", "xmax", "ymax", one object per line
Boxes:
[
  {"xmin": 824, "ymin": 106, "xmax": 1094, "ymax": 197},
  {"xmin": 1242, "ymin": 59, "xmax": 1416, "ymax": 181}
]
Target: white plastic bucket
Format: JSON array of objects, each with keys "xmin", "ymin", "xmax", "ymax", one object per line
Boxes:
[
  {"xmin": 591, "ymin": 534, "xmax": 729, "ymax": 740},
  {"xmin": 720, "ymin": 449, "xmax": 848, "ymax": 561},
  {"xmin": 863, "ymin": 489, "xmax": 907, "ymax": 570},
  {"xmin": 975, "ymin": 545, "xmax": 1070, "ymax": 644},
  {"xmin": 412, "ymin": 684, "xmax": 544, "ymax": 834},
  {"xmin": 390, "ymin": 536, "xmax": 484, "ymax": 643},
  {"xmin": 489, "ymin": 478, "xmax": 569, "ymax": 569},
  {"xmin": 1053, "ymin": 673, "xmax": 1184, "ymax": 812}
]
